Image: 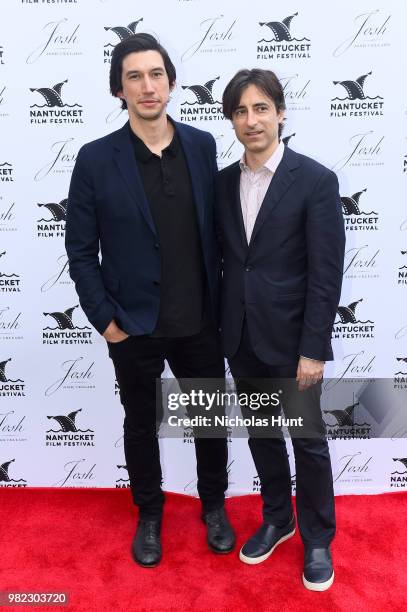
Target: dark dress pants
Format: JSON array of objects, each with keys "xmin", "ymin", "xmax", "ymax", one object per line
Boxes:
[
  {"xmin": 108, "ymin": 325, "xmax": 228, "ymax": 520},
  {"xmin": 228, "ymin": 321, "xmax": 336, "ymax": 546}
]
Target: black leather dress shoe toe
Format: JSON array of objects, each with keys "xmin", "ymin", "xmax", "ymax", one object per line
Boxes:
[
  {"xmin": 303, "ymin": 546, "xmax": 334, "ymax": 591},
  {"xmin": 202, "ymin": 508, "xmax": 235, "ymax": 553},
  {"xmin": 131, "ymin": 519, "xmax": 162, "ymax": 568},
  {"xmin": 239, "ymin": 516, "xmax": 296, "ymax": 565}
]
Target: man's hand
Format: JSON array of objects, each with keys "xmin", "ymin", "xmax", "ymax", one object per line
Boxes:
[
  {"xmin": 296, "ymin": 357, "xmax": 324, "ymax": 391},
  {"xmin": 102, "ymin": 319, "xmax": 129, "ymax": 343}
]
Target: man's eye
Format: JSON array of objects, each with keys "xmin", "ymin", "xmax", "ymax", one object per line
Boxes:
[
  {"xmin": 258, "ymin": 106, "xmax": 268, "ymax": 112},
  {"xmin": 152, "ymin": 73, "xmax": 162, "ymax": 78}
]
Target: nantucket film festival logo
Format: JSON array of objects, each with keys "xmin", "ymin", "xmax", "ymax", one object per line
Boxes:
[
  {"xmin": 0, "ymin": 162, "xmax": 14, "ymax": 183},
  {"xmin": 0, "ymin": 306, "xmax": 23, "ymax": 343},
  {"xmin": 341, "ymin": 188, "xmax": 379, "ymax": 232},
  {"xmin": 42, "ymin": 304, "xmax": 92, "ymax": 345},
  {"xmin": 26, "ymin": 18, "xmax": 82, "ymax": 64},
  {"xmin": 116, "ymin": 464, "xmax": 130, "ymax": 489},
  {"xmin": 104, "ymin": 18, "xmax": 144, "ymax": 63},
  {"xmin": 333, "ymin": 10, "xmax": 391, "ymax": 57},
  {"xmin": 0, "ymin": 358, "xmax": 26, "ymax": 398},
  {"xmin": 253, "ymin": 471, "xmax": 296, "ymax": 493},
  {"xmin": 332, "ymin": 298, "xmax": 375, "ymax": 340},
  {"xmin": 37, "ymin": 197, "xmax": 67, "ymax": 239},
  {"xmin": 256, "ymin": 12, "xmax": 311, "ymax": 60},
  {"xmin": 0, "ymin": 251, "xmax": 21, "ymax": 293},
  {"xmin": 332, "ymin": 131, "xmax": 384, "ymax": 171},
  {"xmin": 390, "ymin": 458, "xmax": 407, "ymax": 490},
  {"xmin": 397, "ymin": 250, "xmax": 407, "ymax": 285},
  {"xmin": 393, "ymin": 357, "xmax": 407, "ymax": 391},
  {"xmin": 0, "ymin": 196, "xmax": 17, "ymax": 233},
  {"xmin": 324, "ymin": 398, "xmax": 372, "ymax": 440},
  {"xmin": 29, "ymin": 79, "xmax": 83, "ymax": 125},
  {"xmin": 0, "ymin": 460, "xmax": 27, "ymax": 488},
  {"xmin": 344, "ymin": 245, "xmax": 379, "ymax": 280},
  {"xmin": 45, "ymin": 356, "xmax": 95, "ymax": 396},
  {"xmin": 181, "ymin": 15, "xmax": 237, "ymax": 62},
  {"xmin": 45, "ymin": 408, "xmax": 95, "ymax": 448},
  {"xmin": 180, "ymin": 76, "xmax": 223, "ymax": 123},
  {"xmin": 330, "ymin": 71, "xmax": 384, "ymax": 119},
  {"xmin": 34, "ymin": 138, "xmax": 77, "ymax": 181}
]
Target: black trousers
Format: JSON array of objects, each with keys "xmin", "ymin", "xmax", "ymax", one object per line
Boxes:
[
  {"xmin": 228, "ymin": 321, "xmax": 336, "ymax": 546},
  {"xmin": 108, "ymin": 325, "xmax": 228, "ymax": 520}
]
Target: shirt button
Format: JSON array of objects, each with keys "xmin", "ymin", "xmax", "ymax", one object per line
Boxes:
[{"xmin": 245, "ymin": 266, "xmax": 251, "ymax": 272}]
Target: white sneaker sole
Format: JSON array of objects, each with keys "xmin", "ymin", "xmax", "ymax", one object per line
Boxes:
[
  {"xmin": 302, "ymin": 570, "xmax": 334, "ymax": 591},
  {"xmin": 239, "ymin": 529, "xmax": 296, "ymax": 565}
]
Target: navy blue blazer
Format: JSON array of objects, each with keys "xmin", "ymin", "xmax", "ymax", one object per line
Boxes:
[
  {"xmin": 65, "ymin": 120, "xmax": 220, "ymax": 335},
  {"xmin": 216, "ymin": 146, "xmax": 345, "ymax": 364}
]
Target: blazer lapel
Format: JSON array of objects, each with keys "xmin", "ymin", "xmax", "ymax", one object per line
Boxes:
[
  {"xmin": 249, "ymin": 147, "xmax": 299, "ymax": 246},
  {"xmin": 176, "ymin": 123, "xmax": 205, "ymax": 232},
  {"xmin": 229, "ymin": 162, "xmax": 248, "ymax": 249},
  {"xmin": 112, "ymin": 123, "xmax": 157, "ymax": 236}
]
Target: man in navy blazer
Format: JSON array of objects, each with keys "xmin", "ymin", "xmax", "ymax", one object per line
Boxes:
[
  {"xmin": 65, "ymin": 34, "xmax": 235, "ymax": 567},
  {"xmin": 217, "ymin": 69, "xmax": 345, "ymax": 590}
]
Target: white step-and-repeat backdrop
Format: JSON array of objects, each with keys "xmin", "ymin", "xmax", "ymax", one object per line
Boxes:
[{"xmin": 1, "ymin": 0, "xmax": 406, "ymax": 495}]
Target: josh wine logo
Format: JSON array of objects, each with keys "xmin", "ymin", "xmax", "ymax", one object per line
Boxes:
[
  {"xmin": 0, "ymin": 358, "xmax": 26, "ymax": 397},
  {"xmin": 344, "ymin": 245, "xmax": 379, "ymax": 280},
  {"xmin": 116, "ymin": 464, "xmax": 130, "ymax": 489},
  {"xmin": 333, "ymin": 451, "xmax": 372, "ymax": 483},
  {"xmin": 37, "ymin": 197, "xmax": 67, "ymax": 238},
  {"xmin": 45, "ymin": 356, "xmax": 95, "ymax": 396},
  {"xmin": 53, "ymin": 458, "xmax": 96, "ymax": 487},
  {"xmin": 324, "ymin": 399, "xmax": 372, "ymax": 440},
  {"xmin": 341, "ymin": 188, "xmax": 379, "ymax": 232},
  {"xmin": 0, "ymin": 306, "xmax": 23, "ymax": 343},
  {"xmin": 42, "ymin": 304, "xmax": 92, "ymax": 345},
  {"xmin": 180, "ymin": 76, "xmax": 223, "ymax": 123},
  {"xmin": 397, "ymin": 251, "xmax": 407, "ymax": 285},
  {"xmin": 30, "ymin": 79, "xmax": 83, "ymax": 125},
  {"xmin": 257, "ymin": 12, "xmax": 311, "ymax": 60},
  {"xmin": 330, "ymin": 71, "xmax": 384, "ymax": 118},
  {"xmin": 333, "ymin": 10, "xmax": 391, "ymax": 57},
  {"xmin": 0, "ymin": 45, "xmax": 4, "ymax": 65},
  {"xmin": 0, "ymin": 251, "xmax": 21, "ymax": 293},
  {"xmin": 332, "ymin": 131, "xmax": 384, "ymax": 171},
  {"xmin": 280, "ymin": 74, "xmax": 311, "ymax": 112},
  {"xmin": 104, "ymin": 18, "xmax": 143, "ymax": 63},
  {"xmin": 26, "ymin": 18, "xmax": 81, "ymax": 64},
  {"xmin": 0, "ymin": 459, "xmax": 27, "ymax": 488},
  {"xmin": 0, "ymin": 162, "xmax": 13, "ymax": 182},
  {"xmin": 40, "ymin": 253, "xmax": 71, "ymax": 292},
  {"xmin": 0, "ymin": 410, "xmax": 27, "ymax": 444},
  {"xmin": 390, "ymin": 458, "xmax": 407, "ymax": 489},
  {"xmin": 181, "ymin": 15, "xmax": 237, "ymax": 62},
  {"xmin": 0, "ymin": 197, "xmax": 17, "ymax": 233},
  {"xmin": 34, "ymin": 138, "xmax": 77, "ymax": 181},
  {"xmin": 46, "ymin": 408, "xmax": 95, "ymax": 447},
  {"xmin": 333, "ymin": 298, "xmax": 374, "ymax": 340}
]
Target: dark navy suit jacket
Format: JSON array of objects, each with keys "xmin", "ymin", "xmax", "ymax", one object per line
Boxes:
[
  {"xmin": 216, "ymin": 146, "xmax": 345, "ymax": 364},
  {"xmin": 65, "ymin": 120, "xmax": 220, "ymax": 335}
]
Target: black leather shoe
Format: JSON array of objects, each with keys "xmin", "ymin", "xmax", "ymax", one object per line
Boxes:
[
  {"xmin": 303, "ymin": 546, "xmax": 334, "ymax": 591},
  {"xmin": 202, "ymin": 508, "xmax": 235, "ymax": 553},
  {"xmin": 131, "ymin": 519, "xmax": 162, "ymax": 568},
  {"xmin": 239, "ymin": 516, "xmax": 296, "ymax": 565}
]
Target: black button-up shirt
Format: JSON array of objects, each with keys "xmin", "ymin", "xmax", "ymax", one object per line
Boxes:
[{"xmin": 129, "ymin": 122, "xmax": 205, "ymax": 337}]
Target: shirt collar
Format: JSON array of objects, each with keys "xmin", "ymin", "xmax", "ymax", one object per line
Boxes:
[
  {"xmin": 129, "ymin": 116, "xmax": 179, "ymax": 163},
  {"xmin": 239, "ymin": 140, "xmax": 285, "ymax": 174}
]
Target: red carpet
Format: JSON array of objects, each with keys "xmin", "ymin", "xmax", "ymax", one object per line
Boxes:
[{"xmin": 0, "ymin": 489, "xmax": 406, "ymax": 611}]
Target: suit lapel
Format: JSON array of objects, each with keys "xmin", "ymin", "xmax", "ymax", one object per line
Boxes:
[
  {"xmin": 176, "ymin": 123, "xmax": 205, "ymax": 232},
  {"xmin": 249, "ymin": 147, "xmax": 299, "ymax": 246},
  {"xmin": 112, "ymin": 122, "xmax": 157, "ymax": 236},
  {"xmin": 229, "ymin": 162, "xmax": 248, "ymax": 249}
]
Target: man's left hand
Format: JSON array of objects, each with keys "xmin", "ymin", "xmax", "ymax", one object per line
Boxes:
[{"xmin": 296, "ymin": 357, "xmax": 324, "ymax": 391}]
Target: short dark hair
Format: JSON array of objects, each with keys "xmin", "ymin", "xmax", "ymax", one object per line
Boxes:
[
  {"xmin": 222, "ymin": 69, "xmax": 286, "ymax": 137},
  {"xmin": 109, "ymin": 33, "xmax": 176, "ymax": 110}
]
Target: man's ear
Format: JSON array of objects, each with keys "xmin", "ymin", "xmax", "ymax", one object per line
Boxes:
[{"xmin": 169, "ymin": 81, "xmax": 176, "ymax": 93}]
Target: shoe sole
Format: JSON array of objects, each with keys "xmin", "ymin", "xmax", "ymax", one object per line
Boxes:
[
  {"xmin": 239, "ymin": 529, "xmax": 296, "ymax": 565},
  {"xmin": 302, "ymin": 571, "xmax": 334, "ymax": 591},
  {"xmin": 208, "ymin": 543, "xmax": 235, "ymax": 554}
]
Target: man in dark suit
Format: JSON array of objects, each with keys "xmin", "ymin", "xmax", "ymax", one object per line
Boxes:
[
  {"xmin": 65, "ymin": 34, "xmax": 234, "ymax": 568},
  {"xmin": 217, "ymin": 69, "xmax": 345, "ymax": 590}
]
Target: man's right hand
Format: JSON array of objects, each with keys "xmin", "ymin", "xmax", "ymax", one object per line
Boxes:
[{"xmin": 102, "ymin": 320, "xmax": 129, "ymax": 343}]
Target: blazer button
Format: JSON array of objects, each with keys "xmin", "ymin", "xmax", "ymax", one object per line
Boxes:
[
  {"xmin": 153, "ymin": 280, "xmax": 160, "ymax": 286},
  {"xmin": 245, "ymin": 266, "xmax": 252, "ymax": 272}
]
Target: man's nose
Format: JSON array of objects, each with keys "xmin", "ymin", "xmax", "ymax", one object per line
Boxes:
[
  {"xmin": 141, "ymin": 76, "xmax": 154, "ymax": 92},
  {"xmin": 246, "ymin": 109, "xmax": 257, "ymax": 127}
]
